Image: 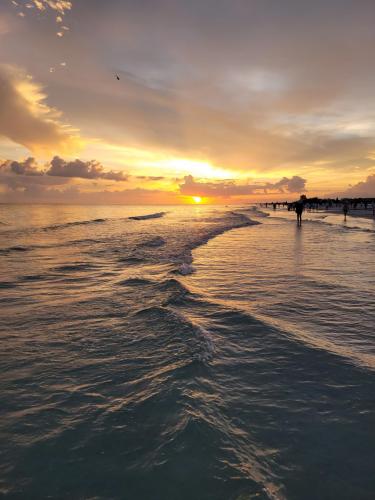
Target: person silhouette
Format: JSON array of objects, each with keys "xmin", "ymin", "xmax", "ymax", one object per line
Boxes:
[
  {"xmin": 295, "ymin": 199, "xmax": 304, "ymax": 225},
  {"xmin": 343, "ymin": 201, "xmax": 348, "ymax": 221}
]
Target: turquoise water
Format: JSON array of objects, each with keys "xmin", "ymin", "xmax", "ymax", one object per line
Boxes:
[{"xmin": 0, "ymin": 205, "xmax": 374, "ymax": 499}]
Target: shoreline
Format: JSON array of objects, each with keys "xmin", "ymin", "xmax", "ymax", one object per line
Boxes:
[{"xmin": 318, "ymin": 208, "xmax": 375, "ymax": 220}]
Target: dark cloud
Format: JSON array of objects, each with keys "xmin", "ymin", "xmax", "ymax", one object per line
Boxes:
[
  {"xmin": 0, "ymin": 158, "xmax": 68, "ymax": 188},
  {"xmin": 273, "ymin": 176, "xmax": 306, "ymax": 193},
  {"xmin": 47, "ymin": 156, "xmax": 128, "ymax": 181},
  {"xmin": 179, "ymin": 175, "xmax": 306, "ymax": 197},
  {"xmin": 341, "ymin": 174, "xmax": 375, "ymax": 197},
  {"xmin": 9, "ymin": 157, "xmax": 42, "ymax": 176},
  {"xmin": 0, "ymin": 156, "xmax": 128, "ymax": 183}
]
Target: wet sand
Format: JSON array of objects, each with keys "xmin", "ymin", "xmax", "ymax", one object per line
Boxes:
[{"xmin": 317, "ymin": 208, "xmax": 375, "ymax": 220}]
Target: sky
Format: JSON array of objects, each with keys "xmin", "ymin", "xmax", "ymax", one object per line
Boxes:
[{"xmin": 1, "ymin": 0, "xmax": 375, "ymax": 204}]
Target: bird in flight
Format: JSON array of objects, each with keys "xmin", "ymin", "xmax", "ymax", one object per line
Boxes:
[{"xmin": 115, "ymin": 74, "xmax": 120, "ymax": 80}]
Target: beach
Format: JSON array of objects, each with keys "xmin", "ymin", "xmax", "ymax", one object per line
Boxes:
[
  {"xmin": 0, "ymin": 204, "xmax": 374, "ymax": 500},
  {"xmin": 320, "ymin": 208, "xmax": 375, "ymax": 220}
]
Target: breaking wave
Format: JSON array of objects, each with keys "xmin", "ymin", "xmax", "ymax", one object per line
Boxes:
[
  {"xmin": 45, "ymin": 218, "xmax": 107, "ymax": 231},
  {"xmin": 118, "ymin": 277, "xmax": 155, "ymax": 286},
  {"xmin": 129, "ymin": 212, "xmax": 167, "ymax": 220},
  {"xmin": 133, "ymin": 305, "xmax": 215, "ymax": 363},
  {"xmin": 0, "ymin": 245, "xmax": 32, "ymax": 254},
  {"xmin": 173, "ymin": 212, "xmax": 259, "ymax": 272}
]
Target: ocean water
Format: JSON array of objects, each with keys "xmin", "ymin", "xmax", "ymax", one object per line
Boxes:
[{"xmin": 0, "ymin": 204, "xmax": 374, "ymax": 500}]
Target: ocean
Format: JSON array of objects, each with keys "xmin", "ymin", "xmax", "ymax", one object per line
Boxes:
[{"xmin": 0, "ymin": 204, "xmax": 374, "ymax": 500}]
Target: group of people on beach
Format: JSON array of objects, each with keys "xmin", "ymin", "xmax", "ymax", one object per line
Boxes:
[
  {"xmin": 263, "ymin": 197, "xmax": 374, "ymax": 212},
  {"xmin": 264, "ymin": 196, "xmax": 307, "ymax": 225},
  {"xmin": 261, "ymin": 196, "xmax": 375, "ymax": 224}
]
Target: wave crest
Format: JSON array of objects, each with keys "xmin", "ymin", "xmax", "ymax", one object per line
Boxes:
[
  {"xmin": 129, "ymin": 212, "xmax": 166, "ymax": 221},
  {"xmin": 133, "ymin": 305, "xmax": 215, "ymax": 363},
  {"xmin": 45, "ymin": 218, "xmax": 107, "ymax": 231}
]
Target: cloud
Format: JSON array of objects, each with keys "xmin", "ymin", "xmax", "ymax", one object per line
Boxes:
[
  {"xmin": 0, "ymin": 65, "xmax": 81, "ymax": 154},
  {"xmin": 11, "ymin": 1, "xmax": 72, "ymax": 35},
  {"xmin": 179, "ymin": 175, "xmax": 306, "ymax": 197},
  {"xmin": 33, "ymin": 1, "xmax": 72, "ymax": 15},
  {"xmin": 341, "ymin": 174, "xmax": 375, "ymax": 198},
  {"xmin": 3, "ymin": 0, "xmax": 375, "ymax": 194},
  {"xmin": 13, "ymin": 0, "xmax": 72, "ymax": 14},
  {"xmin": 0, "ymin": 173, "xmax": 68, "ymax": 190},
  {"xmin": 0, "ymin": 14, "xmax": 12, "ymax": 35},
  {"xmin": 37, "ymin": 61, "xmax": 375, "ymax": 175},
  {"xmin": 47, "ymin": 156, "xmax": 128, "ymax": 181},
  {"xmin": 21, "ymin": 0, "xmax": 373, "ymax": 176},
  {"xmin": 8, "ymin": 157, "xmax": 42, "ymax": 176},
  {"xmin": 136, "ymin": 175, "xmax": 165, "ymax": 181},
  {"xmin": 0, "ymin": 156, "xmax": 128, "ymax": 182},
  {"xmin": 0, "ymin": 158, "xmax": 69, "ymax": 189},
  {"xmin": 273, "ymin": 176, "xmax": 306, "ymax": 193}
]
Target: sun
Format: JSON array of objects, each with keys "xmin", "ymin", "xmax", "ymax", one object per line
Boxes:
[{"xmin": 192, "ymin": 196, "xmax": 202, "ymax": 203}]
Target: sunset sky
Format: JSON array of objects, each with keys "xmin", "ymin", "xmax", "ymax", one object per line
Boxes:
[{"xmin": 1, "ymin": 0, "xmax": 375, "ymax": 203}]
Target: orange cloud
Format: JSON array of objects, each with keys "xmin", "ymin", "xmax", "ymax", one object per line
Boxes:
[{"xmin": 0, "ymin": 65, "xmax": 81, "ymax": 155}]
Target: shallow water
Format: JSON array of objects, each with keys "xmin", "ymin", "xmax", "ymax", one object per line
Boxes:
[{"xmin": 0, "ymin": 204, "xmax": 374, "ymax": 499}]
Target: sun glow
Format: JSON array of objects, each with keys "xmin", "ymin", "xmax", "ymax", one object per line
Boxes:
[
  {"xmin": 161, "ymin": 158, "xmax": 232, "ymax": 179},
  {"xmin": 192, "ymin": 196, "xmax": 202, "ymax": 203}
]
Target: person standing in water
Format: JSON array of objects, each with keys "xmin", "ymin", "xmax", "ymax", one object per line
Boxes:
[
  {"xmin": 295, "ymin": 199, "xmax": 304, "ymax": 225},
  {"xmin": 343, "ymin": 201, "xmax": 349, "ymax": 221}
]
